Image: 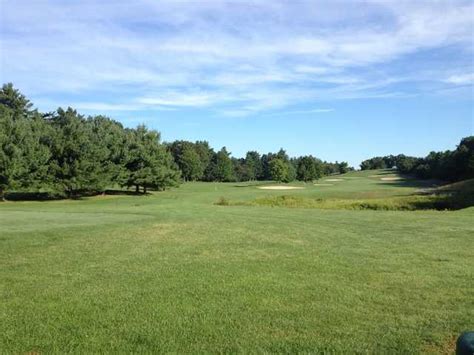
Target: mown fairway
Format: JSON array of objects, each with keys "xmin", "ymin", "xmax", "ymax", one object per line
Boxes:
[{"xmin": 1, "ymin": 170, "xmax": 473, "ymax": 353}]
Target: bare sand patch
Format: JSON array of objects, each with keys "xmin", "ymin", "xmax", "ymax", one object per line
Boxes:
[
  {"xmin": 314, "ymin": 183, "xmax": 334, "ymax": 186},
  {"xmin": 368, "ymin": 175, "xmax": 381, "ymax": 178},
  {"xmin": 257, "ymin": 186, "xmax": 304, "ymax": 190},
  {"xmin": 325, "ymin": 179, "xmax": 344, "ymax": 182},
  {"xmin": 381, "ymin": 177, "xmax": 404, "ymax": 181}
]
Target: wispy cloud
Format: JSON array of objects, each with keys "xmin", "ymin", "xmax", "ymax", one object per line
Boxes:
[
  {"xmin": 1, "ymin": 0, "xmax": 473, "ymax": 117},
  {"xmin": 444, "ymin": 73, "xmax": 474, "ymax": 85},
  {"xmin": 264, "ymin": 108, "xmax": 335, "ymax": 117}
]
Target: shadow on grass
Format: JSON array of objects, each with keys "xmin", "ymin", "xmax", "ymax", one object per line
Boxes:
[
  {"xmin": 4, "ymin": 192, "xmax": 64, "ymax": 201},
  {"xmin": 3, "ymin": 189, "xmax": 149, "ymax": 201},
  {"xmin": 104, "ymin": 189, "xmax": 149, "ymax": 196},
  {"xmin": 378, "ymin": 178, "xmax": 441, "ymax": 189}
]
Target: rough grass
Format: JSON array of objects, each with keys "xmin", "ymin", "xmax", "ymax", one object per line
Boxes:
[
  {"xmin": 224, "ymin": 192, "xmax": 473, "ymax": 211},
  {"xmin": 1, "ymin": 170, "xmax": 473, "ymax": 353},
  {"xmin": 219, "ymin": 176, "xmax": 474, "ymax": 211},
  {"xmin": 224, "ymin": 194, "xmax": 438, "ymax": 210}
]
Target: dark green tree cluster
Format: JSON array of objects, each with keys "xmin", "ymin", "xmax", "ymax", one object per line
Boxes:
[
  {"xmin": 360, "ymin": 155, "xmax": 401, "ymax": 170},
  {"xmin": 360, "ymin": 137, "xmax": 474, "ymax": 181},
  {"xmin": 168, "ymin": 142, "xmax": 351, "ymax": 183},
  {"xmin": 0, "ymin": 83, "xmax": 180, "ymax": 200}
]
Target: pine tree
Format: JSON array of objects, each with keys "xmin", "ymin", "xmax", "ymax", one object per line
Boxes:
[
  {"xmin": 245, "ymin": 151, "xmax": 262, "ymax": 180},
  {"xmin": 48, "ymin": 108, "xmax": 107, "ymax": 196},
  {"xmin": 0, "ymin": 84, "xmax": 51, "ymax": 200},
  {"xmin": 123, "ymin": 125, "xmax": 180, "ymax": 193}
]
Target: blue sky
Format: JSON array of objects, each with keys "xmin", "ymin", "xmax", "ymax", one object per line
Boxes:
[{"xmin": 1, "ymin": 0, "xmax": 473, "ymax": 167}]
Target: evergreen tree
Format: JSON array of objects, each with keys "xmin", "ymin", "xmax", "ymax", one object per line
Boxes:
[
  {"xmin": 0, "ymin": 83, "xmax": 33, "ymax": 119},
  {"xmin": 0, "ymin": 105, "xmax": 20, "ymax": 200},
  {"xmin": 0, "ymin": 85, "xmax": 51, "ymax": 200},
  {"xmin": 48, "ymin": 108, "xmax": 108, "ymax": 196},
  {"xmin": 123, "ymin": 125, "xmax": 180, "ymax": 193},
  {"xmin": 245, "ymin": 151, "xmax": 262, "ymax": 180},
  {"xmin": 260, "ymin": 153, "xmax": 275, "ymax": 180},
  {"xmin": 88, "ymin": 115, "xmax": 129, "ymax": 187},
  {"xmin": 232, "ymin": 157, "xmax": 248, "ymax": 182}
]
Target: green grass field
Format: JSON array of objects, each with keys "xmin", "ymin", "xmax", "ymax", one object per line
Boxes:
[{"xmin": 1, "ymin": 170, "xmax": 473, "ymax": 353}]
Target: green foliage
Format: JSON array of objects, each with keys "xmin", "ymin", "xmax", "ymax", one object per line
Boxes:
[
  {"xmin": 269, "ymin": 158, "xmax": 289, "ymax": 182},
  {"xmin": 0, "ymin": 83, "xmax": 33, "ymax": 119},
  {"xmin": 0, "ymin": 84, "xmax": 180, "ymax": 198},
  {"xmin": 296, "ymin": 155, "xmax": 322, "ymax": 181},
  {"xmin": 361, "ymin": 138, "xmax": 474, "ymax": 182},
  {"xmin": 0, "ymin": 101, "xmax": 51, "ymax": 199},
  {"xmin": 168, "ymin": 140, "xmax": 207, "ymax": 181},
  {"xmin": 231, "ymin": 157, "xmax": 247, "ymax": 182},
  {"xmin": 245, "ymin": 151, "xmax": 263, "ymax": 180},
  {"xmin": 123, "ymin": 126, "xmax": 180, "ymax": 193},
  {"xmin": 48, "ymin": 108, "xmax": 110, "ymax": 195},
  {"xmin": 88, "ymin": 116, "xmax": 128, "ymax": 185},
  {"xmin": 206, "ymin": 147, "xmax": 235, "ymax": 182},
  {"xmin": 166, "ymin": 140, "xmax": 350, "ymax": 183}
]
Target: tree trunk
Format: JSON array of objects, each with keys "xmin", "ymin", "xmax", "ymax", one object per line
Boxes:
[
  {"xmin": 144, "ymin": 186, "xmax": 147, "ymax": 194},
  {"xmin": 0, "ymin": 188, "xmax": 5, "ymax": 202},
  {"xmin": 135, "ymin": 185, "xmax": 140, "ymax": 193}
]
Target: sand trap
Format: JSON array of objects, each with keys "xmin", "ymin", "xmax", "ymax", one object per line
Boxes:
[
  {"xmin": 257, "ymin": 185, "xmax": 304, "ymax": 190},
  {"xmin": 325, "ymin": 179, "xmax": 344, "ymax": 182},
  {"xmin": 314, "ymin": 183, "xmax": 334, "ymax": 186},
  {"xmin": 380, "ymin": 177, "xmax": 404, "ymax": 181},
  {"xmin": 368, "ymin": 175, "xmax": 381, "ymax": 178}
]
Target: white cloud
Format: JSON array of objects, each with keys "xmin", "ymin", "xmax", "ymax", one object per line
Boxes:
[
  {"xmin": 266, "ymin": 108, "xmax": 335, "ymax": 116},
  {"xmin": 444, "ymin": 73, "xmax": 474, "ymax": 85},
  {"xmin": 136, "ymin": 91, "xmax": 222, "ymax": 107},
  {"xmin": 1, "ymin": 0, "xmax": 473, "ymax": 116}
]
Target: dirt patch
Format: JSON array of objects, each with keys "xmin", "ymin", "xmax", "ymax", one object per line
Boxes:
[
  {"xmin": 257, "ymin": 186, "xmax": 304, "ymax": 190},
  {"xmin": 314, "ymin": 183, "xmax": 334, "ymax": 186},
  {"xmin": 381, "ymin": 177, "xmax": 403, "ymax": 181},
  {"xmin": 325, "ymin": 179, "xmax": 344, "ymax": 182}
]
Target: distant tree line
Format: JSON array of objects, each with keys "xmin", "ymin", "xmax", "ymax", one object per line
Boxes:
[
  {"xmin": 360, "ymin": 137, "xmax": 474, "ymax": 181},
  {"xmin": 167, "ymin": 140, "xmax": 352, "ymax": 183},
  {"xmin": 0, "ymin": 83, "xmax": 352, "ymax": 200}
]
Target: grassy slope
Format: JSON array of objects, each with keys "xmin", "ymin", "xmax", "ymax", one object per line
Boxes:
[{"xmin": 0, "ymin": 170, "xmax": 473, "ymax": 353}]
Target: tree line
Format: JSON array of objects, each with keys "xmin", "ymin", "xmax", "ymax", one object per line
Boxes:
[
  {"xmin": 0, "ymin": 83, "xmax": 351, "ymax": 200},
  {"xmin": 0, "ymin": 84, "xmax": 179, "ymax": 200},
  {"xmin": 167, "ymin": 140, "xmax": 352, "ymax": 183},
  {"xmin": 360, "ymin": 137, "xmax": 474, "ymax": 181}
]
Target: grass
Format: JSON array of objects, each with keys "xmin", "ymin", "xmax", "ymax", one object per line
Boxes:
[
  {"xmin": 220, "ymin": 194, "xmax": 445, "ymax": 210},
  {"xmin": 1, "ymin": 170, "xmax": 473, "ymax": 353}
]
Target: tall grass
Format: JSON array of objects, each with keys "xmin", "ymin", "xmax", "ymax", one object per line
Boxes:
[{"xmin": 220, "ymin": 192, "xmax": 474, "ymax": 211}]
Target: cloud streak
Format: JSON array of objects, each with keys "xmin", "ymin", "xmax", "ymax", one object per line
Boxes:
[{"xmin": 1, "ymin": 0, "xmax": 473, "ymax": 116}]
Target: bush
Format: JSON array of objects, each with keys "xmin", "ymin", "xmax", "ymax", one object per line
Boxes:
[{"xmin": 215, "ymin": 196, "xmax": 231, "ymax": 206}]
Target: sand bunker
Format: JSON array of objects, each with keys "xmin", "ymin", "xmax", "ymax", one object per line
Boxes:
[
  {"xmin": 314, "ymin": 183, "xmax": 334, "ymax": 186},
  {"xmin": 380, "ymin": 177, "xmax": 403, "ymax": 181},
  {"xmin": 368, "ymin": 175, "xmax": 381, "ymax": 178},
  {"xmin": 325, "ymin": 179, "xmax": 344, "ymax": 182},
  {"xmin": 257, "ymin": 186, "xmax": 304, "ymax": 190}
]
